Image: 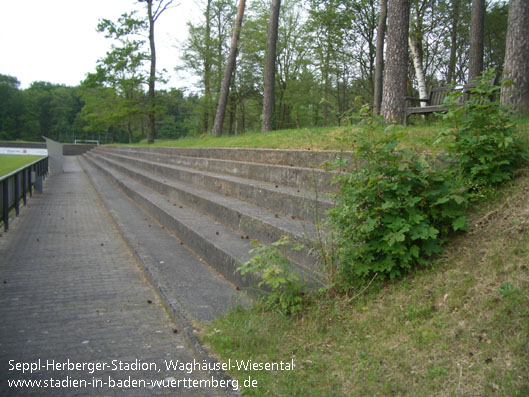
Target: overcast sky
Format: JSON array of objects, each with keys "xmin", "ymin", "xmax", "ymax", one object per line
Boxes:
[{"xmin": 0, "ymin": 0, "xmax": 201, "ymax": 90}]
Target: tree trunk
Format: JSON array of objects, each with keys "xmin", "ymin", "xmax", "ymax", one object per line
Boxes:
[
  {"xmin": 373, "ymin": 0, "xmax": 388, "ymax": 116},
  {"xmin": 409, "ymin": 35, "xmax": 427, "ymax": 105},
  {"xmin": 203, "ymin": 0, "xmax": 213, "ymax": 132},
  {"xmin": 501, "ymin": 0, "xmax": 529, "ymax": 115},
  {"xmin": 143, "ymin": 0, "xmax": 173, "ymax": 143},
  {"xmin": 323, "ymin": 47, "xmax": 330, "ymax": 125},
  {"xmin": 228, "ymin": 86, "xmax": 237, "ymax": 135},
  {"xmin": 109, "ymin": 125, "xmax": 115, "ymax": 144},
  {"xmin": 262, "ymin": 0, "xmax": 281, "ymax": 132},
  {"xmin": 381, "ymin": 0, "xmax": 410, "ymax": 123},
  {"xmin": 446, "ymin": 0, "xmax": 460, "ymax": 83},
  {"xmin": 146, "ymin": 0, "xmax": 156, "ymax": 144},
  {"xmin": 212, "ymin": 0, "xmax": 246, "ymax": 136},
  {"xmin": 468, "ymin": 0, "xmax": 485, "ymax": 82}
]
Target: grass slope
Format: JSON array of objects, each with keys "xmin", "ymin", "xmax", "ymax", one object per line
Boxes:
[
  {"xmin": 132, "ymin": 124, "xmax": 443, "ymax": 152},
  {"xmin": 0, "ymin": 155, "xmax": 43, "ymax": 177},
  {"xmin": 130, "ymin": 118, "xmax": 529, "ymax": 154},
  {"xmin": 123, "ymin": 119, "xmax": 528, "ymax": 394},
  {"xmin": 199, "ymin": 170, "xmax": 529, "ymax": 396}
]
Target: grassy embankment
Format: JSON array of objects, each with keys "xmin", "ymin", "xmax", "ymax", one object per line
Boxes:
[
  {"xmin": 134, "ymin": 119, "xmax": 528, "ymax": 395},
  {"xmin": 129, "ymin": 122, "xmax": 448, "ymax": 152},
  {"xmin": 200, "ymin": 175, "xmax": 529, "ymax": 395},
  {"xmin": 0, "ymin": 155, "xmax": 43, "ymax": 178}
]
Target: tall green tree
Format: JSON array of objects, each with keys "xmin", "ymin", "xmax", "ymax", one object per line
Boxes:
[
  {"xmin": 501, "ymin": 0, "xmax": 529, "ymax": 114},
  {"xmin": 468, "ymin": 0, "xmax": 485, "ymax": 81},
  {"xmin": 212, "ymin": 0, "xmax": 246, "ymax": 136},
  {"xmin": 180, "ymin": 0, "xmax": 237, "ymax": 132},
  {"xmin": 262, "ymin": 0, "xmax": 281, "ymax": 132},
  {"xmin": 307, "ymin": 0, "xmax": 351, "ymax": 124},
  {"xmin": 483, "ymin": 1, "xmax": 508, "ymax": 75},
  {"xmin": 204, "ymin": 0, "xmax": 213, "ymax": 132},
  {"xmin": 381, "ymin": 0, "xmax": 410, "ymax": 123},
  {"xmin": 0, "ymin": 75, "xmax": 24, "ymax": 140},
  {"xmin": 138, "ymin": 0, "xmax": 174, "ymax": 144},
  {"xmin": 373, "ymin": 0, "xmax": 387, "ymax": 116},
  {"xmin": 91, "ymin": 12, "xmax": 149, "ymax": 143}
]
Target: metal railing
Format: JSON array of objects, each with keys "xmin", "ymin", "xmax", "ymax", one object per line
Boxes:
[{"xmin": 0, "ymin": 157, "xmax": 49, "ymax": 231}]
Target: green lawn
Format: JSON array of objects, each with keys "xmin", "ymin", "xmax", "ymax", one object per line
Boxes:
[
  {"xmin": 200, "ymin": 172, "xmax": 529, "ymax": 395},
  {"xmin": 0, "ymin": 155, "xmax": 43, "ymax": 177}
]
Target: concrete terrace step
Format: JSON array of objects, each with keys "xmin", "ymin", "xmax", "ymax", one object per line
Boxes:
[
  {"xmin": 86, "ymin": 151, "xmax": 322, "ymax": 268},
  {"xmin": 92, "ymin": 148, "xmax": 334, "ymax": 224},
  {"xmin": 104, "ymin": 146, "xmax": 354, "ymax": 169},
  {"xmin": 83, "ymin": 153, "xmax": 324, "ymax": 291},
  {"xmin": 97, "ymin": 146, "xmax": 340, "ymax": 193},
  {"xmin": 79, "ymin": 156, "xmax": 249, "ymax": 322}
]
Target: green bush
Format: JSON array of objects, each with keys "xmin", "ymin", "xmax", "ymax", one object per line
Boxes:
[
  {"xmin": 237, "ymin": 236, "xmax": 304, "ymax": 315},
  {"xmin": 328, "ymin": 108, "xmax": 467, "ymax": 283},
  {"xmin": 328, "ymin": 71, "xmax": 528, "ymax": 287},
  {"xmin": 437, "ymin": 69, "xmax": 528, "ymax": 190}
]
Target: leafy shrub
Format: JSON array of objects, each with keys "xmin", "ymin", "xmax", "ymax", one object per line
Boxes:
[
  {"xmin": 237, "ymin": 236, "xmax": 304, "ymax": 315},
  {"xmin": 437, "ymin": 69, "xmax": 528, "ymax": 190},
  {"xmin": 328, "ymin": 107, "xmax": 467, "ymax": 283}
]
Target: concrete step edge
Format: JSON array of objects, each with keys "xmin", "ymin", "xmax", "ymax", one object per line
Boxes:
[
  {"xmin": 85, "ymin": 154, "xmax": 325, "ymax": 289},
  {"xmin": 103, "ymin": 145, "xmax": 354, "ymax": 169},
  {"xmin": 96, "ymin": 146, "xmax": 338, "ymax": 192},
  {"xmin": 94, "ymin": 150, "xmax": 333, "ymax": 224},
  {"xmin": 88, "ymin": 151, "xmax": 323, "ymax": 270}
]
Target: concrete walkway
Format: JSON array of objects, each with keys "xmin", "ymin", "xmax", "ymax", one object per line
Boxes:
[{"xmin": 0, "ymin": 157, "xmax": 235, "ymax": 396}]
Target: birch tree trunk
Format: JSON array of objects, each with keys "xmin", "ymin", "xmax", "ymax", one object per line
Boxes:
[
  {"xmin": 501, "ymin": 0, "xmax": 529, "ymax": 115},
  {"xmin": 381, "ymin": 0, "xmax": 410, "ymax": 123},
  {"xmin": 262, "ymin": 0, "xmax": 281, "ymax": 132},
  {"xmin": 212, "ymin": 0, "xmax": 246, "ymax": 136},
  {"xmin": 373, "ymin": 0, "xmax": 388, "ymax": 116},
  {"xmin": 409, "ymin": 35, "xmax": 427, "ymax": 105}
]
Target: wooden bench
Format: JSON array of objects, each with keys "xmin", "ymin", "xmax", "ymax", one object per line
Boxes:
[{"xmin": 404, "ymin": 83, "xmax": 477, "ymax": 125}]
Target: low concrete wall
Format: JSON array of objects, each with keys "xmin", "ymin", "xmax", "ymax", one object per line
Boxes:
[{"xmin": 63, "ymin": 144, "xmax": 96, "ymax": 156}]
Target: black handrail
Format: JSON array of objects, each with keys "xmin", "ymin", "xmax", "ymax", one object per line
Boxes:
[{"xmin": 0, "ymin": 156, "xmax": 49, "ymax": 231}]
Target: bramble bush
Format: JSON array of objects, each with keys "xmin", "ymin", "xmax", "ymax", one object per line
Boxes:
[
  {"xmin": 436, "ymin": 69, "xmax": 528, "ymax": 191},
  {"xmin": 238, "ymin": 70, "xmax": 528, "ymax": 302},
  {"xmin": 329, "ymin": 70, "xmax": 528, "ymax": 287},
  {"xmin": 328, "ymin": 107, "xmax": 468, "ymax": 283}
]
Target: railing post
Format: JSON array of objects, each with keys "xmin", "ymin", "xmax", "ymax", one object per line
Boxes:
[
  {"xmin": 3, "ymin": 180, "xmax": 8, "ymax": 231},
  {"xmin": 22, "ymin": 168, "xmax": 27, "ymax": 206},
  {"xmin": 14, "ymin": 172, "xmax": 20, "ymax": 216},
  {"xmin": 29, "ymin": 165, "xmax": 34, "ymax": 197},
  {"xmin": 34, "ymin": 162, "xmax": 43, "ymax": 193}
]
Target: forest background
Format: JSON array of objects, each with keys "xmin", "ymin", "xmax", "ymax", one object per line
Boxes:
[{"xmin": 0, "ymin": 0, "xmax": 515, "ymax": 144}]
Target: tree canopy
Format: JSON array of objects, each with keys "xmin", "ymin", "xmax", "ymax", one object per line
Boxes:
[{"xmin": 2, "ymin": 0, "xmax": 524, "ymax": 143}]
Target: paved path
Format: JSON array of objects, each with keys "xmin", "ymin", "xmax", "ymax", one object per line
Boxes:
[{"xmin": 0, "ymin": 157, "xmax": 233, "ymax": 396}]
